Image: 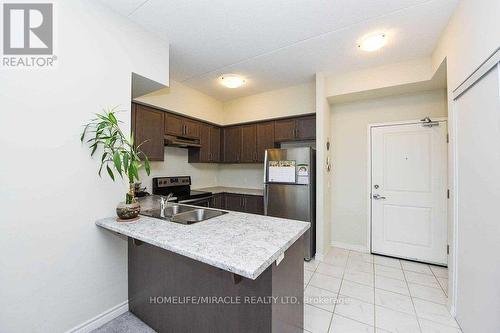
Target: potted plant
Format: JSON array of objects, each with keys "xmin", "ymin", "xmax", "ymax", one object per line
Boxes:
[{"xmin": 81, "ymin": 107, "xmax": 151, "ymax": 221}]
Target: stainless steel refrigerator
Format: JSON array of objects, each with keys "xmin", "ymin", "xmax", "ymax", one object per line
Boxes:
[{"xmin": 264, "ymin": 147, "xmax": 316, "ymax": 260}]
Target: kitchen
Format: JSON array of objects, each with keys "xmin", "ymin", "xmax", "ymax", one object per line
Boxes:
[{"xmin": 1, "ymin": 1, "xmax": 499, "ymax": 333}]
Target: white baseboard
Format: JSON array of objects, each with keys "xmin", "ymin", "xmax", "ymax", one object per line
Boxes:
[
  {"xmin": 331, "ymin": 241, "xmax": 368, "ymax": 253},
  {"xmin": 65, "ymin": 300, "xmax": 129, "ymax": 333}
]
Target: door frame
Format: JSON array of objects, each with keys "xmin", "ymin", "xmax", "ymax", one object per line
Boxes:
[{"xmin": 366, "ymin": 117, "xmax": 449, "ymax": 258}]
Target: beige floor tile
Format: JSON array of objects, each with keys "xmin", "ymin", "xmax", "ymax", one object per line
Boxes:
[
  {"xmin": 373, "ymin": 255, "xmax": 401, "ymax": 268},
  {"xmin": 309, "ymin": 272, "xmax": 342, "ymax": 293},
  {"xmin": 419, "ymin": 318, "xmax": 462, "ymax": 333},
  {"xmin": 413, "ymin": 298, "xmax": 458, "ymax": 328},
  {"xmin": 316, "ymin": 262, "xmax": 345, "ymax": 278},
  {"xmin": 430, "ymin": 266, "xmax": 448, "ymax": 279},
  {"xmin": 409, "ymin": 283, "xmax": 447, "ymax": 305},
  {"xmin": 305, "ymin": 284, "xmax": 338, "ymax": 312},
  {"xmin": 375, "ymin": 276, "xmax": 409, "ymax": 296},
  {"xmin": 375, "ymin": 265, "xmax": 405, "ymax": 281},
  {"xmin": 334, "ymin": 295, "xmax": 374, "ymax": 326},
  {"xmin": 344, "ymin": 271, "xmax": 374, "ymax": 287},
  {"xmin": 404, "ymin": 271, "xmax": 440, "ymax": 288},
  {"xmin": 329, "ymin": 314, "xmax": 374, "ymax": 333},
  {"xmin": 375, "ymin": 305, "xmax": 420, "ymax": 333},
  {"xmin": 374, "ymin": 288, "xmax": 415, "ymax": 315},
  {"xmin": 304, "ymin": 304, "xmax": 333, "ymax": 333},
  {"xmin": 401, "ymin": 261, "xmax": 433, "ymax": 275},
  {"xmin": 340, "ymin": 280, "xmax": 374, "ymax": 304}
]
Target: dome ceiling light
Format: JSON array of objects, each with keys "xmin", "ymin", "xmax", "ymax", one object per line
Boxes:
[{"xmin": 219, "ymin": 74, "xmax": 246, "ymax": 88}]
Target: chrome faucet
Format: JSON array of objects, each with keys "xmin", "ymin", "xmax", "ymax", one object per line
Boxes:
[{"xmin": 160, "ymin": 193, "xmax": 174, "ymax": 217}]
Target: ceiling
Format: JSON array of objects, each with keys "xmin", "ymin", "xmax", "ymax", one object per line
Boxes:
[{"xmin": 99, "ymin": 0, "xmax": 459, "ymax": 101}]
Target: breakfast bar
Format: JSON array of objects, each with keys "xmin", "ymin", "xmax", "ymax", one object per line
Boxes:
[{"xmin": 96, "ymin": 208, "xmax": 309, "ymax": 333}]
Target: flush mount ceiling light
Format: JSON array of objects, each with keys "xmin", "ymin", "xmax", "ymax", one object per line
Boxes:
[
  {"xmin": 358, "ymin": 33, "xmax": 387, "ymax": 52},
  {"xmin": 219, "ymin": 74, "xmax": 246, "ymax": 88}
]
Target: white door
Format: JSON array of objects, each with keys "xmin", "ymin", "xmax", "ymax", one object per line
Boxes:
[{"xmin": 371, "ymin": 121, "xmax": 448, "ymax": 265}]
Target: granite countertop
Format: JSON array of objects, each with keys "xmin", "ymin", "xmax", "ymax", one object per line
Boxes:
[
  {"xmin": 96, "ymin": 210, "xmax": 309, "ymax": 280},
  {"xmin": 195, "ymin": 186, "xmax": 264, "ymax": 196}
]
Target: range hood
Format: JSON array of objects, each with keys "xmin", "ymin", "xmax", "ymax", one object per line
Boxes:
[{"xmin": 164, "ymin": 135, "xmax": 201, "ymax": 148}]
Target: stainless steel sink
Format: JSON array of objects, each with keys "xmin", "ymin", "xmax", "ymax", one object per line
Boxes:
[
  {"xmin": 171, "ymin": 208, "xmax": 228, "ymax": 225},
  {"xmin": 140, "ymin": 204, "xmax": 227, "ymax": 224}
]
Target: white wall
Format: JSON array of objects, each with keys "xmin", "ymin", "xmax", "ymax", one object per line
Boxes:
[
  {"xmin": 330, "ymin": 90, "xmax": 448, "ymax": 248},
  {"xmin": 315, "ymin": 73, "xmax": 331, "ymax": 258},
  {"xmin": 135, "ymin": 80, "xmax": 224, "ymax": 124},
  {"xmin": 0, "ymin": 1, "xmax": 169, "ymax": 332},
  {"xmin": 223, "ymin": 82, "xmax": 315, "ymax": 125}
]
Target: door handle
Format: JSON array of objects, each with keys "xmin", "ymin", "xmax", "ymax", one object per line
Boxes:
[{"xmin": 372, "ymin": 194, "xmax": 386, "ymax": 200}]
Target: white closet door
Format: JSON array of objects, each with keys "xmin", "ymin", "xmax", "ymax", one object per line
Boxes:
[{"xmin": 454, "ymin": 63, "xmax": 500, "ymax": 333}]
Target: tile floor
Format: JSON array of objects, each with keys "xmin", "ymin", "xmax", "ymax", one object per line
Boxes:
[
  {"xmin": 304, "ymin": 247, "xmax": 461, "ymax": 333},
  {"xmin": 93, "ymin": 247, "xmax": 461, "ymax": 333}
]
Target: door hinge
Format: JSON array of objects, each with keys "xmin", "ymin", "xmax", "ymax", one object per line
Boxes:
[
  {"xmin": 447, "ymin": 189, "xmax": 450, "ymax": 199},
  {"xmin": 447, "ymin": 244, "xmax": 450, "ymax": 255}
]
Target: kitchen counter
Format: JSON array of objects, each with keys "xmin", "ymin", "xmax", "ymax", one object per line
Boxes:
[
  {"xmin": 195, "ymin": 186, "xmax": 264, "ymax": 196},
  {"xmin": 96, "ymin": 209, "xmax": 309, "ymax": 279}
]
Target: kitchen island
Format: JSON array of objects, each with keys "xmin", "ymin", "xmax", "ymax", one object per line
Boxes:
[{"xmin": 96, "ymin": 208, "xmax": 309, "ymax": 333}]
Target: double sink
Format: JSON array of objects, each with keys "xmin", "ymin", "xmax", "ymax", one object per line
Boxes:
[{"xmin": 140, "ymin": 204, "xmax": 227, "ymax": 225}]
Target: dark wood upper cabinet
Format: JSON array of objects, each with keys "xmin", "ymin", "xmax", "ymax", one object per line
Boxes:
[
  {"xmin": 199, "ymin": 123, "xmax": 211, "ymax": 161},
  {"xmin": 164, "ymin": 113, "xmax": 184, "ymax": 137},
  {"xmin": 256, "ymin": 121, "xmax": 275, "ymax": 162},
  {"xmin": 274, "ymin": 116, "xmax": 316, "ymax": 142},
  {"xmin": 188, "ymin": 124, "xmax": 221, "ymax": 163},
  {"xmin": 209, "ymin": 126, "xmax": 221, "ymax": 162},
  {"xmin": 240, "ymin": 124, "xmax": 257, "ymax": 163},
  {"xmin": 274, "ymin": 118, "xmax": 297, "ymax": 142},
  {"xmin": 132, "ymin": 103, "xmax": 315, "ymax": 164},
  {"xmin": 296, "ymin": 116, "xmax": 316, "ymax": 140},
  {"xmin": 165, "ymin": 113, "xmax": 200, "ymax": 139},
  {"xmin": 132, "ymin": 104, "xmax": 165, "ymax": 161},
  {"xmin": 223, "ymin": 126, "xmax": 242, "ymax": 163},
  {"xmin": 184, "ymin": 119, "xmax": 200, "ymax": 139}
]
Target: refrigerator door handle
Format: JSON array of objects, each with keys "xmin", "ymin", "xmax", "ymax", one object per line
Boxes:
[{"xmin": 264, "ymin": 186, "xmax": 269, "ymax": 216}]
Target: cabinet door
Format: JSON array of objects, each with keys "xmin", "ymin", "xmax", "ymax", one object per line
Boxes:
[
  {"xmin": 296, "ymin": 116, "xmax": 316, "ymax": 140},
  {"xmin": 244, "ymin": 195, "xmax": 264, "ymax": 215},
  {"xmin": 184, "ymin": 119, "xmax": 200, "ymax": 139},
  {"xmin": 240, "ymin": 124, "xmax": 257, "ymax": 163},
  {"xmin": 210, "ymin": 126, "xmax": 221, "ymax": 162},
  {"xmin": 256, "ymin": 122, "xmax": 275, "ymax": 162},
  {"xmin": 198, "ymin": 123, "xmax": 210, "ymax": 162},
  {"xmin": 133, "ymin": 104, "xmax": 164, "ymax": 161},
  {"xmin": 164, "ymin": 113, "xmax": 184, "ymax": 136},
  {"xmin": 210, "ymin": 193, "xmax": 225, "ymax": 209},
  {"xmin": 223, "ymin": 126, "xmax": 241, "ymax": 163},
  {"xmin": 274, "ymin": 119, "xmax": 296, "ymax": 142},
  {"xmin": 225, "ymin": 193, "xmax": 244, "ymax": 212}
]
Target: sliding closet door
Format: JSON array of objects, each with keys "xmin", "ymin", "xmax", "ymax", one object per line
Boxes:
[{"xmin": 454, "ymin": 62, "xmax": 500, "ymax": 332}]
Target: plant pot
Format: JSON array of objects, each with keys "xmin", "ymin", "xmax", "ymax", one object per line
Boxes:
[{"xmin": 116, "ymin": 201, "xmax": 141, "ymax": 221}]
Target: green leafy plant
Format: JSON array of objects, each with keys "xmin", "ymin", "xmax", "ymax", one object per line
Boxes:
[{"xmin": 81, "ymin": 107, "xmax": 151, "ymax": 204}]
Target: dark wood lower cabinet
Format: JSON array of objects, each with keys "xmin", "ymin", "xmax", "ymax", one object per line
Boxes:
[
  {"xmin": 244, "ymin": 195, "xmax": 264, "ymax": 215},
  {"xmin": 212, "ymin": 193, "xmax": 264, "ymax": 215},
  {"xmin": 128, "ymin": 235, "xmax": 304, "ymax": 333},
  {"xmin": 224, "ymin": 193, "xmax": 246, "ymax": 212}
]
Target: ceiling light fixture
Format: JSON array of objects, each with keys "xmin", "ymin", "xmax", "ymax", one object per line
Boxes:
[
  {"xmin": 358, "ymin": 33, "xmax": 387, "ymax": 52},
  {"xmin": 219, "ymin": 74, "xmax": 246, "ymax": 88}
]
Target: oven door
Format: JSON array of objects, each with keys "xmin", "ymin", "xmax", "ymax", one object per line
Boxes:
[{"xmin": 179, "ymin": 196, "xmax": 213, "ymax": 208}]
